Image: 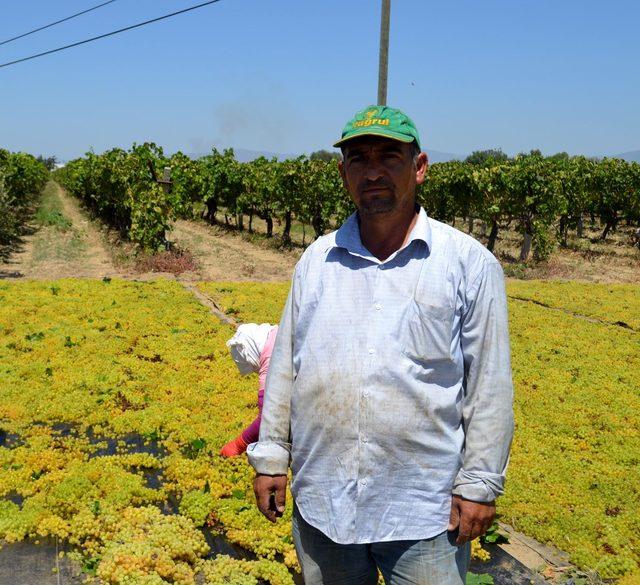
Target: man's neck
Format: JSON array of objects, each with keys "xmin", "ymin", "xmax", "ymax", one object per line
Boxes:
[{"xmin": 358, "ymin": 202, "xmax": 420, "ymax": 262}]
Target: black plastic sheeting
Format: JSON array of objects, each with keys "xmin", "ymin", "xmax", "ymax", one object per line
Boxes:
[
  {"xmin": 0, "ymin": 429, "xmax": 23, "ymax": 449},
  {"xmin": 470, "ymin": 542, "xmax": 547, "ymax": 584},
  {"xmin": 1, "ymin": 425, "xmax": 542, "ymax": 585},
  {"xmin": 0, "ymin": 424, "xmax": 301, "ymax": 584},
  {"xmin": 0, "ymin": 538, "xmax": 85, "ymax": 585}
]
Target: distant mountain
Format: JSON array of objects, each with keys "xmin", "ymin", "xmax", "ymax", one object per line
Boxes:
[
  {"xmin": 425, "ymin": 149, "xmax": 463, "ymax": 163},
  {"xmin": 614, "ymin": 150, "xmax": 640, "ymax": 163}
]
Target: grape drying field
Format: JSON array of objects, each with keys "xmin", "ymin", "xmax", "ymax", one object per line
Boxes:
[{"xmin": 1, "ymin": 279, "xmax": 639, "ymax": 584}]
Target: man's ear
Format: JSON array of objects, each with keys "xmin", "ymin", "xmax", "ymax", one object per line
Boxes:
[
  {"xmin": 415, "ymin": 152, "xmax": 429, "ymax": 185},
  {"xmin": 338, "ymin": 160, "xmax": 349, "ymax": 190}
]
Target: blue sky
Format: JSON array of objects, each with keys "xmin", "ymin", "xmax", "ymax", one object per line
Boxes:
[{"xmin": 1, "ymin": 0, "xmax": 638, "ymax": 160}]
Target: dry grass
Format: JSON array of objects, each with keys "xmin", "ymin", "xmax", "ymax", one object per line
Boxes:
[
  {"xmin": 134, "ymin": 247, "xmax": 199, "ymax": 275},
  {"xmin": 468, "ymin": 220, "xmax": 640, "ymax": 283}
]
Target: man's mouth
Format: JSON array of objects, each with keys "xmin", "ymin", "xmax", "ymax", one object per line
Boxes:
[{"xmin": 362, "ymin": 186, "xmax": 392, "ymax": 195}]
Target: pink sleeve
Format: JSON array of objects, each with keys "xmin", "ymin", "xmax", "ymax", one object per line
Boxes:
[
  {"xmin": 258, "ymin": 326, "xmax": 278, "ymax": 398},
  {"xmin": 241, "ymin": 326, "xmax": 278, "ymax": 445}
]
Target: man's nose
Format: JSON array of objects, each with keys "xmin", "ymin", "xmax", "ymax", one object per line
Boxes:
[{"xmin": 364, "ymin": 163, "xmax": 384, "ymax": 182}]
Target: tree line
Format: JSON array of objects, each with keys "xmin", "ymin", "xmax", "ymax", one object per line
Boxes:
[
  {"xmin": 421, "ymin": 151, "xmax": 640, "ymax": 260},
  {"xmin": 0, "ymin": 149, "xmax": 50, "ymax": 246},
  {"xmin": 54, "ymin": 144, "xmax": 640, "ymax": 261}
]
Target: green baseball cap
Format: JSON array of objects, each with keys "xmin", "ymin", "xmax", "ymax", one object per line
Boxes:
[{"xmin": 333, "ymin": 105, "xmax": 421, "ymax": 149}]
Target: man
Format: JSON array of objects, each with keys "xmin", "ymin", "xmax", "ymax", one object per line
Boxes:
[{"xmin": 247, "ymin": 105, "xmax": 514, "ymax": 585}]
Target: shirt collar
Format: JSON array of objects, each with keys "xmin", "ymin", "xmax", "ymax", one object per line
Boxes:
[{"xmin": 332, "ymin": 205, "xmax": 432, "ymax": 261}]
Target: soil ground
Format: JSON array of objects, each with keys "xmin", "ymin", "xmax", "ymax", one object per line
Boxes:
[
  {"xmin": 0, "ymin": 183, "xmax": 300, "ymax": 282},
  {"xmin": 489, "ymin": 220, "xmax": 640, "ymax": 284},
  {"xmin": 169, "ymin": 218, "xmax": 298, "ymax": 282},
  {"xmin": 0, "ymin": 182, "xmax": 119, "ymax": 280},
  {"xmin": 234, "ymin": 209, "xmax": 640, "ymax": 284}
]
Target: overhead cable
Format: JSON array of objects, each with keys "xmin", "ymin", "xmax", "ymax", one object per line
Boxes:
[
  {"xmin": 0, "ymin": 0, "xmax": 119, "ymax": 47},
  {"xmin": 0, "ymin": 0, "xmax": 222, "ymax": 69}
]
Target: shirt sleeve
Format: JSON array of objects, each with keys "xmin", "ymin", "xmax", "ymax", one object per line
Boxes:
[
  {"xmin": 452, "ymin": 259, "xmax": 515, "ymax": 503},
  {"xmin": 246, "ymin": 269, "xmax": 300, "ymax": 476}
]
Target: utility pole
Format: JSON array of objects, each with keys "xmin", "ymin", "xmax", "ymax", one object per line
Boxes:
[{"xmin": 377, "ymin": 0, "xmax": 391, "ymax": 106}]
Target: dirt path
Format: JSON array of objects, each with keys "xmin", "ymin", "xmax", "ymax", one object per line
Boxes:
[
  {"xmin": 0, "ymin": 184, "xmax": 299, "ymax": 282},
  {"xmin": 55, "ymin": 183, "xmax": 117, "ymax": 276},
  {"xmin": 0, "ymin": 182, "xmax": 119, "ymax": 280},
  {"xmin": 170, "ymin": 219, "xmax": 299, "ymax": 282},
  {"xmin": 180, "ymin": 281, "xmax": 239, "ymax": 327}
]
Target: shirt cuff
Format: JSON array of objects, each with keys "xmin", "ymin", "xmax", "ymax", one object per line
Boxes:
[
  {"xmin": 246, "ymin": 440, "xmax": 290, "ymax": 475},
  {"xmin": 452, "ymin": 469, "xmax": 505, "ymax": 502}
]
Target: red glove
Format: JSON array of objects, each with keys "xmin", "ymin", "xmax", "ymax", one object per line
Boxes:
[{"xmin": 220, "ymin": 435, "xmax": 248, "ymax": 458}]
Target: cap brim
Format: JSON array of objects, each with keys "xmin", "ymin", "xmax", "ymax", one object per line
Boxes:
[{"xmin": 333, "ymin": 128, "xmax": 417, "ymax": 149}]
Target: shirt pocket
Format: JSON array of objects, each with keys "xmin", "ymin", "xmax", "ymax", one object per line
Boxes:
[{"xmin": 399, "ymin": 300, "xmax": 454, "ymax": 365}]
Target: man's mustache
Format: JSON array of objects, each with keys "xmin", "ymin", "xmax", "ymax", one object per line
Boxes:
[{"xmin": 359, "ymin": 180, "xmax": 394, "ymax": 192}]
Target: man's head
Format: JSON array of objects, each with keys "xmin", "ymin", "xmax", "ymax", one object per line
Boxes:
[{"xmin": 335, "ymin": 106, "xmax": 428, "ymax": 217}]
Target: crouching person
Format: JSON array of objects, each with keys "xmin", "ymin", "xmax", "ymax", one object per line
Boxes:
[{"xmin": 220, "ymin": 323, "xmax": 278, "ymax": 457}]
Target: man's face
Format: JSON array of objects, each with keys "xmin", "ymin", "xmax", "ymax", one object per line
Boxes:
[{"xmin": 339, "ymin": 137, "xmax": 428, "ymax": 217}]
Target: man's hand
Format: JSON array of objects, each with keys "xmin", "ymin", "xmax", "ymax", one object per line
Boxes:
[
  {"xmin": 253, "ymin": 474, "xmax": 288, "ymax": 523},
  {"xmin": 447, "ymin": 494, "xmax": 495, "ymax": 545}
]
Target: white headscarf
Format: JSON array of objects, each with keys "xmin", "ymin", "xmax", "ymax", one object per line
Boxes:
[{"xmin": 226, "ymin": 323, "xmax": 275, "ymax": 375}]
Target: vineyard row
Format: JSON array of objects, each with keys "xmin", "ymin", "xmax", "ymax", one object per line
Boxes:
[
  {"xmin": 0, "ymin": 149, "xmax": 49, "ymax": 245},
  {"xmin": 51, "ymin": 144, "xmax": 640, "ymax": 260}
]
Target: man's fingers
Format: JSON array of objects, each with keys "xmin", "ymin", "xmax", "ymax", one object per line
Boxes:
[
  {"xmin": 274, "ymin": 482, "xmax": 286, "ymax": 514},
  {"xmin": 456, "ymin": 512, "xmax": 473, "ymax": 545},
  {"xmin": 254, "ymin": 478, "xmax": 276, "ymax": 523},
  {"xmin": 447, "ymin": 499, "xmax": 460, "ymax": 531},
  {"xmin": 470, "ymin": 520, "xmax": 484, "ymax": 542},
  {"xmin": 458, "ymin": 516, "xmax": 492, "ymax": 544},
  {"xmin": 480, "ymin": 518, "xmax": 494, "ymax": 538},
  {"xmin": 258, "ymin": 489, "xmax": 275, "ymax": 522},
  {"xmin": 450, "ymin": 497, "xmax": 496, "ymax": 544},
  {"xmin": 253, "ymin": 475, "xmax": 288, "ymax": 523},
  {"xmin": 473, "ymin": 511, "xmax": 494, "ymax": 541}
]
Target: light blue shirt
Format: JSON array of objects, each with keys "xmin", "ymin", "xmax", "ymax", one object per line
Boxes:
[{"xmin": 247, "ymin": 207, "xmax": 514, "ymax": 545}]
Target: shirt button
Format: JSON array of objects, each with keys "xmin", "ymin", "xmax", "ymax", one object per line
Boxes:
[
  {"xmin": 362, "ymin": 391, "xmax": 369, "ymax": 398},
  {"xmin": 361, "ymin": 479, "xmax": 368, "ymax": 486},
  {"xmin": 361, "ymin": 436, "xmax": 368, "ymax": 443},
  {"xmin": 368, "ymin": 348, "xmax": 375, "ymax": 354},
  {"xmin": 374, "ymin": 303, "xmax": 382, "ymax": 310}
]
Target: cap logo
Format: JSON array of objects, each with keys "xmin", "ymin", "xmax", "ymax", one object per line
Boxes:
[
  {"xmin": 334, "ymin": 105, "xmax": 419, "ymax": 149},
  {"xmin": 354, "ymin": 118, "xmax": 390, "ymax": 128}
]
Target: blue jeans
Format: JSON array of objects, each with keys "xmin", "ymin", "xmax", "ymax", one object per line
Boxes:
[{"xmin": 292, "ymin": 504, "xmax": 470, "ymax": 585}]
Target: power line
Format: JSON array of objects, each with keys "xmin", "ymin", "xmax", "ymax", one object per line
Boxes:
[
  {"xmin": 0, "ymin": 0, "xmax": 119, "ymax": 47},
  {"xmin": 0, "ymin": 0, "xmax": 222, "ymax": 70}
]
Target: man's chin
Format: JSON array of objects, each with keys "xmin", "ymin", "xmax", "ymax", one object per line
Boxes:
[
  {"xmin": 359, "ymin": 201, "xmax": 397, "ymax": 216},
  {"xmin": 357, "ymin": 193, "xmax": 397, "ymax": 216}
]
